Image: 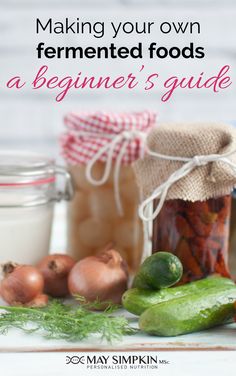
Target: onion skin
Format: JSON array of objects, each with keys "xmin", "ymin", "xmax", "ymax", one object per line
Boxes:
[
  {"xmin": 0, "ymin": 264, "xmax": 44, "ymax": 305},
  {"xmin": 37, "ymin": 254, "xmax": 76, "ymax": 297},
  {"xmin": 8, "ymin": 293, "xmax": 49, "ymax": 308},
  {"xmin": 68, "ymin": 250, "xmax": 129, "ymax": 308},
  {"xmin": 25, "ymin": 294, "xmax": 49, "ymax": 308}
]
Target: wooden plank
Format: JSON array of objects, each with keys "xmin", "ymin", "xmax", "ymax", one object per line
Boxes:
[{"xmin": 0, "ymin": 302, "xmax": 235, "ymax": 352}]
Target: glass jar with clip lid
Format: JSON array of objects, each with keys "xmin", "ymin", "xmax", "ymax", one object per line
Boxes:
[{"xmin": 0, "ymin": 151, "xmax": 73, "ymax": 264}]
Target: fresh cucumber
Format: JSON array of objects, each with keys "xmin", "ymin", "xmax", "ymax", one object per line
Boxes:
[
  {"xmin": 139, "ymin": 284, "xmax": 236, "ymax": 337},
  {"xmin": 122, "ymin": 276, "xmax": 235, "ymax": 316},
  {"xmin": 133, "ymin": 252, "xmax": 183, "ymax": 290},
  {"xmin": 131, "ymin": 274, "xmax": 150, "ymax": 290}
]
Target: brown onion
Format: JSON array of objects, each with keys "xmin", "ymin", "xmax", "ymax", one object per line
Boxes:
[
  {"xmin": 25, "ymin": 293, "xmax": 49, "ymax": 308},
  {"xmin": 37, "ymin": 254, "xmax": 76, "ymax": 297},
  {"xmin": 0, "ymin": 263, "xmax": 44, "ymax": 305},
  {"xmin": 68, "ymin": 249, "xmax": 128, "ymax": 308}
]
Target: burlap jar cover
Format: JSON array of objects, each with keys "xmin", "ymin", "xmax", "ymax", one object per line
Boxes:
[
  {"xmin": 60, "ymin": 111, "xmax": 157, "ymax": 273},
  {"xmin": 134, "ymin": 122, "xmax": 236, "ymax": 281}
]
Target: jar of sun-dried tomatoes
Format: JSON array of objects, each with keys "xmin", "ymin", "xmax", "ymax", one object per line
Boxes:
[
  {"xmin": 61, "ymin": 111, "xmax": 156, "ymax": 275},
  {"xmin": 152, "ymin": 197, "xmax": 231, "ymax": 283},
  {"xmin": 135, "ymin": 122, "xmax": 236, "ymax": 283}
]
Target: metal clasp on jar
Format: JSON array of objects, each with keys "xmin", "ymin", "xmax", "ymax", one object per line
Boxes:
[{"xmin": 54, "ymin": 166, "xmax": 74, "ymax": 202}]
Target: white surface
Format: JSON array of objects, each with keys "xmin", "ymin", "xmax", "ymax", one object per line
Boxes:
[
  {"xmin": 50, "ymin": 201, "xmax": 67, "ymax": 252},
  {"xmin": 0, "ymin": 304, "xmax": 235, "ymax": 352}
]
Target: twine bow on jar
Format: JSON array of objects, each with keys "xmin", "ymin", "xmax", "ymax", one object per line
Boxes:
[
  {"xmin": 139, "ymin": 147, "xmax": 236, "ymax": 222},
  {"xmin": 85, "ymin": 130, "xmax": 147, "ymax": 216},
  {"xmin": 61, "ymin": 111, "xmax": 157, "ymax": 216}
]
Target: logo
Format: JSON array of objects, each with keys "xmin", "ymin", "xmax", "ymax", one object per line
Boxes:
[
  {"xmin": 66, "ymin": 354, "xmax": 170, "ymax": 370},
  {"xmin": 66, "ymin": 356, "xmax": 85, "ymax": 365}
]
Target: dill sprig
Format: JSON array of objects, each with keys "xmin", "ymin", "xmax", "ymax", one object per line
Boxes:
[
  {"xmin": 74, "ymin": 294, "xmax": 121, "ymax": 312},
  {"xmin": 0, "ymin": 300, "xmax": 137, "ymax": 342}
]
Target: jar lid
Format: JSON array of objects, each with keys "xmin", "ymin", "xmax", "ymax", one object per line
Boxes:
[
  {"xmin": 61, "ymin": 111, "xmax": 157, "ymax": 165},
  {"xmin": 0, "ymin": 151, "xmax": 55, "ymax": 186}
]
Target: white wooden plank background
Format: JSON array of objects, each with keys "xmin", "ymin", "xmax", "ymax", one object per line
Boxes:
[{"xmin": 0, "ymin": 1, "xmax": 235, "ymax": 158}]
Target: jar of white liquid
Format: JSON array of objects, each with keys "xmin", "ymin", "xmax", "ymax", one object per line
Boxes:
[{"xmin": 0, "ymin": 152, "xmax": 73, "ymax": 265}]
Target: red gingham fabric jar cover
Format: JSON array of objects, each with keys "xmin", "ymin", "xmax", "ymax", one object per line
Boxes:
[{"xmin": 60, "ymin": 111, "xmax": 157, "ymax": 165}]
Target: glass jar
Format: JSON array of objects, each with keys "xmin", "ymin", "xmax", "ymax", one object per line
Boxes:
[
  {"xmin": 152, "ymin": 196, "xmax": 231, "ymax": 283},
  {"xmin": 229, "ymin": 190, "xmax": 236, "ymax": 278},
  {"xmin": 62, "ymin": 111, "xmax": 157, "ymax": 275},
  {"xmin": 67, "ymin": 162, "xmax": 143, "ymax": 274},
  {"xmin": 0, "ymin": 152, "xmax": 73, "ymax": 265}
]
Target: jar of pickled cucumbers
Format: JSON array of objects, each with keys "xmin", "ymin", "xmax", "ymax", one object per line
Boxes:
[
  {"xmin": 61, "ymin": 111, "xmax": 156, "ymax": 275},
  {"xmin": 135, "ymin": 122, "xmax": 236, "ymax": 283}
]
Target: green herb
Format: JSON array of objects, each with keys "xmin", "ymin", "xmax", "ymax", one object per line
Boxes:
[
  {"xmin": 0, "ymin": 300, "xmax": 137, "ymax": 342},
  {"xmin": 74, "ymin": 294, "xmax": 120, "ymax": 312}
]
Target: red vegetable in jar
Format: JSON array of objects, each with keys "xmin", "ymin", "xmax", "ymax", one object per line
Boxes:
[{"xmin": 152, "ymin": 196, "xmax": 231, "ymax": 283}]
